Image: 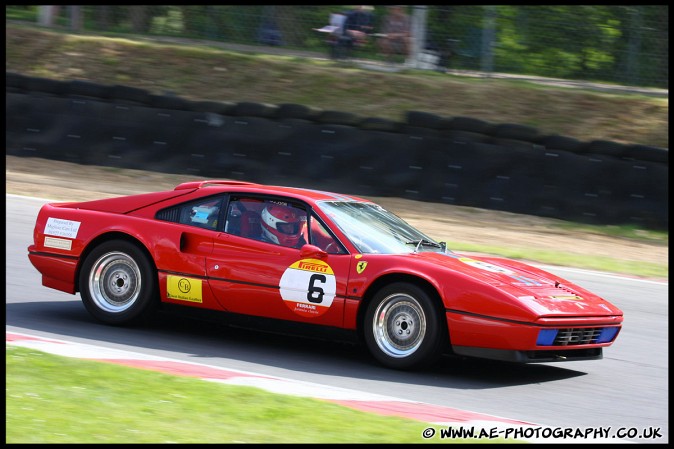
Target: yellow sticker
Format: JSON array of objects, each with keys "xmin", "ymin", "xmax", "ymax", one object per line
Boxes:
[
  {"xmin": 356, "ymin": 261, "xmax": 368, "ymax": 274},
  {"xmin": 289, "ymin": 258, "xmax": 334, "ymax": 275},
  {"xmin": 167, "ymin": 275, "xmax": 203, "ymax": 303}
]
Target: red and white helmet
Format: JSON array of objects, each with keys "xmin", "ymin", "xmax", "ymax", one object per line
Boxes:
[{"xmin": 261, "ymin": 204, "xmax": 305, "ymax": 247}]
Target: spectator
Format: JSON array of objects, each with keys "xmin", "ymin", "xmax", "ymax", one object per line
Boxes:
[
  {"xmin": 378, "ymin": 5, "xmax": 411, "ymax": 61},
  {"xmin": 344, "ymin": 5, "xmax": 375, "ymax": 47},
  {"xmin": 316, "ymin": 6, "xmax": 373, "ymax": 59}
]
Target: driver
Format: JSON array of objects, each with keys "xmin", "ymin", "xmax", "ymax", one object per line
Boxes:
[{"xmin": 260, "ymin": 204, "xmax": 306, "ymax": 247}]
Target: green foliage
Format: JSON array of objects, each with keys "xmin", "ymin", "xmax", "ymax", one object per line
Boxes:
[
  {"xmin": 149, "ymin": 7, "xmax": 185, "ymax": 36},
  {"xmin": 5, "ymin": 4, "xmax": 37, "ymax": 21},
  {"xmin": 6, "ymin": 5, "xmax": 667, "ymax": 87}
]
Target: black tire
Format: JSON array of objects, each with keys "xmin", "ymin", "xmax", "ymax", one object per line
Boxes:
[
  {"xmin": 148, "ymin": 94, "xmax": 190, "ymax": 111},
  {"xmin": 583, "ymin": 139, "xmax": 627, "ymax": 157},
  {"xmin": 79, "ymin": 240, "xmax": 158, "ymax": 326},
  {"xmin": 535, "ymin": 134, "xmax": 583, "ymax": 153},
  {"xmin": 441, "ymin": 129, "xmax": 490, "ymax": 144},
  {"xmin": 25, "ymin": 76, "xmax": 67, "ymax": 96},
  {"xmin": 446, "ymin": 116, "xmax": 491, "ymax": 134},
  {"xmin": 364, "ymin": 282, "xmax": 446, "ymax": 370},
  {"xmin": 315, "ymin": 110, "xmax": 362, "ymax": 126},
  {"xmin": 405, "ymin": 111, "xmax": 444, "ymax": 129},
  {"xmin": 487, "ymin": 123, "xmax": 539, "ymax": 142},
  {"xmin": 622, "ymin": 144, "xmax": 668, "ymax": 164},
  {"xmin": 67, "ymin": 79, "xmax": 112, "ymax": 100},
  {"xmin": 189, "ymin": 100, "xmax": 236, "ymax": 115},
  {"xmin": 234, "ymin": 101, "xmax": 278, "ymax": 118},
  {"xmin": 490, "ymin": 137, "xmax": 538, "ymax": 152},
  {"xmin": 276, "ymin": 103, "xmax": 319, "ymax": 120},
  {"xmin": 6, "ymin": 72, "xmax": 29, "ymax": 89},
  {"xmin": 111, "ymin": 85, "xmax": 151, "ymax": 105},
  {"xmin": 359, "ymin": 117, "xmax": 401, "ymax": 133}
]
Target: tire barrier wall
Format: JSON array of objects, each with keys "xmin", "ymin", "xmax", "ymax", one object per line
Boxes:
[{"xmin": 6, "ymin": 73, "xmax": 669, "ymax": 230}]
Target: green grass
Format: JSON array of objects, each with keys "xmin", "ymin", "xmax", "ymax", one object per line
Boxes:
[
  {"xmin": 432, "ymin": 219, "xmax": 668, "ymax": 279},
  {"xmin": 6, "ymin": 346, "xmax": 481, "ymax": 444},
  {"xmin": 552, "ymin": 222, "xmax": 667, "ymax": 243},
  {"xmin": 440, "ymin": 240, "xmax": 667, "ymax": 279}
]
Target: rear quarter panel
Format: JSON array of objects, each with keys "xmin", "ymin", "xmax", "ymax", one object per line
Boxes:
[{"xmin": 29, "ymin": 202, "xmax": 218, "ymax": 303}]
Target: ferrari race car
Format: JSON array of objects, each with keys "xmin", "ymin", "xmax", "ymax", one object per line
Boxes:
[{"xmin": 28, "ymin": 180, "xmax": 623, "ymax": 370}]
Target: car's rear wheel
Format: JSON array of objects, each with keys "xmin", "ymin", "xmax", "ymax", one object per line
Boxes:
[
  {"xmin": 364, "ymin": 282, "xmax": 445, "ymax": 370},
  {"xmin": 79, "ymin": 240, "xmax": 157, "ymax": 325}
]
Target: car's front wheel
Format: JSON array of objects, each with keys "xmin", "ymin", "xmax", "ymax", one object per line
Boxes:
[
  {"xmin": 364, "ymin": 282, "xmax": 446, "ymax": 370},
  {"xmin": 79, "ymin": 240, "xmax": 158, "ymax": 325}
]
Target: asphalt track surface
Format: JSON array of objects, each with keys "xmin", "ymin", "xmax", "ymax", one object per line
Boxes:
[{"xmin": 6, "ymin": 194, "xmax": 669, "ymax": 443}]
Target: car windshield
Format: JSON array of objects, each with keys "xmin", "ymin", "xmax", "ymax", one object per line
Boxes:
[{"xmin": 317, "ymin": 201, "xmax": 443, "ymax": 254}]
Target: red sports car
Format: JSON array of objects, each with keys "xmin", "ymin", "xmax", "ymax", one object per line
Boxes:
[{"xmin": 28, "ymin": 180, "xmax": 623, "ymax": 369}]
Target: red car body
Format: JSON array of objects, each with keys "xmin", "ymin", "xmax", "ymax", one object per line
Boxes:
[{"xmin": 28, "ymin": 180, "xmax": 623, "ymax": 369}]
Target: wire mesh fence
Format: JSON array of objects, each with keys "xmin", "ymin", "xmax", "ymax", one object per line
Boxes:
[{"xmin": 6, "ymin": 5, "xmax": 669, "ymax": 89}]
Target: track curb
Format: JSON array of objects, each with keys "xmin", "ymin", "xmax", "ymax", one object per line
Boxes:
[{"xmin": 6, "ymin": 330, "xmax": 536, "ymax": 428}]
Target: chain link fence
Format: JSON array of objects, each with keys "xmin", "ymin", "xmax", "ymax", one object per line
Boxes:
[{"xmin": 7, "ymin": 5, "xmax": 669, "ymax": 88}]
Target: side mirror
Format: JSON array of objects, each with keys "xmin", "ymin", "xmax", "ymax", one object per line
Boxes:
[{"xmin": 299, "ymin": 244, "xmax": 328, "ymax": 259}]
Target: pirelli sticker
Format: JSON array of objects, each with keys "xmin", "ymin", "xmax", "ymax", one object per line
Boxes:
[
  {"xmin": 166, "ymin": 275, "xmax": 203, "ymax": 303},
  {"xmin": 280, "ymin": 259, "xmax": 336, "ymax": 317}
]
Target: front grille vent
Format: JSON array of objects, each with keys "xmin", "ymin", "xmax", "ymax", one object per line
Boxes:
[{"xmin": 554, "ymin": 328, "xmax": 602, "ymax": 345}]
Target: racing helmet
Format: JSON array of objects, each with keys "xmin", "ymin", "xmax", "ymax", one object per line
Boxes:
[{"xmin": 261, "ymin": 204, "xmax": 305, "ymax": 247}]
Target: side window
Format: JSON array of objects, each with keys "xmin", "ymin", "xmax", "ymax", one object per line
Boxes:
[
  {"xmin": 226, "ymin": 196, "xmax": 308, "ymax": 249},
  {"xmin": 310, "ymin": 213, "xmax": 346, "ymax": 254},
  {"xmin": 225, "ymin": 197, "xmax": 265, "ymax": 240},
  {"xmin": 184, "ymin": 198, "xmax": 222, "ymax": 230},
  {"xmin": 157, "ymin": 196, "xmax": 223, "ymax": 231}
]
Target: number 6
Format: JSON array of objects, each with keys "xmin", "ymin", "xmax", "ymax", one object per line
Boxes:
[{"xmin": 307, "ymin": 274, "xmax": 326, "ymax": 303}]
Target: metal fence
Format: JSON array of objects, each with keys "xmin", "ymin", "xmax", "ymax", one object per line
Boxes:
[{"xmin": 7, "ymin": 5, "xmax": 669, "ymax": 89}]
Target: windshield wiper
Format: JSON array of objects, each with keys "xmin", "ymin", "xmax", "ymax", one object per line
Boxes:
[{"xmin": 406, "ymin": 239, "xmax": 442, "ymax": 252}]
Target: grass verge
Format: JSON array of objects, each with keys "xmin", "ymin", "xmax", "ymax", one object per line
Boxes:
[
  {"xmin": 6, "ymin": 346, "xmax": 478, "ymax": 444},
  {"xmin": 441, "ymin": 240, "xmax": 667, "ymax": 279}
]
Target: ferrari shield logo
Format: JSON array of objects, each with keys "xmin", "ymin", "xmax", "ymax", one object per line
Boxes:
[{"xmin": 356, "ymin": 261, "xmax": 368, "ymax": 274}]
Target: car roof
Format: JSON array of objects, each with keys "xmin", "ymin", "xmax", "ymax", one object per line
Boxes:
[{"xmin": 174, "ymin": 180, "xmax": 372, "ymax": 204}]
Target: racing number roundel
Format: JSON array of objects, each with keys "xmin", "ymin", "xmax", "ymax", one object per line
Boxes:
[{"xmin": 280, "ymin": 259, "xmax": 336, "ymax": 317}]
